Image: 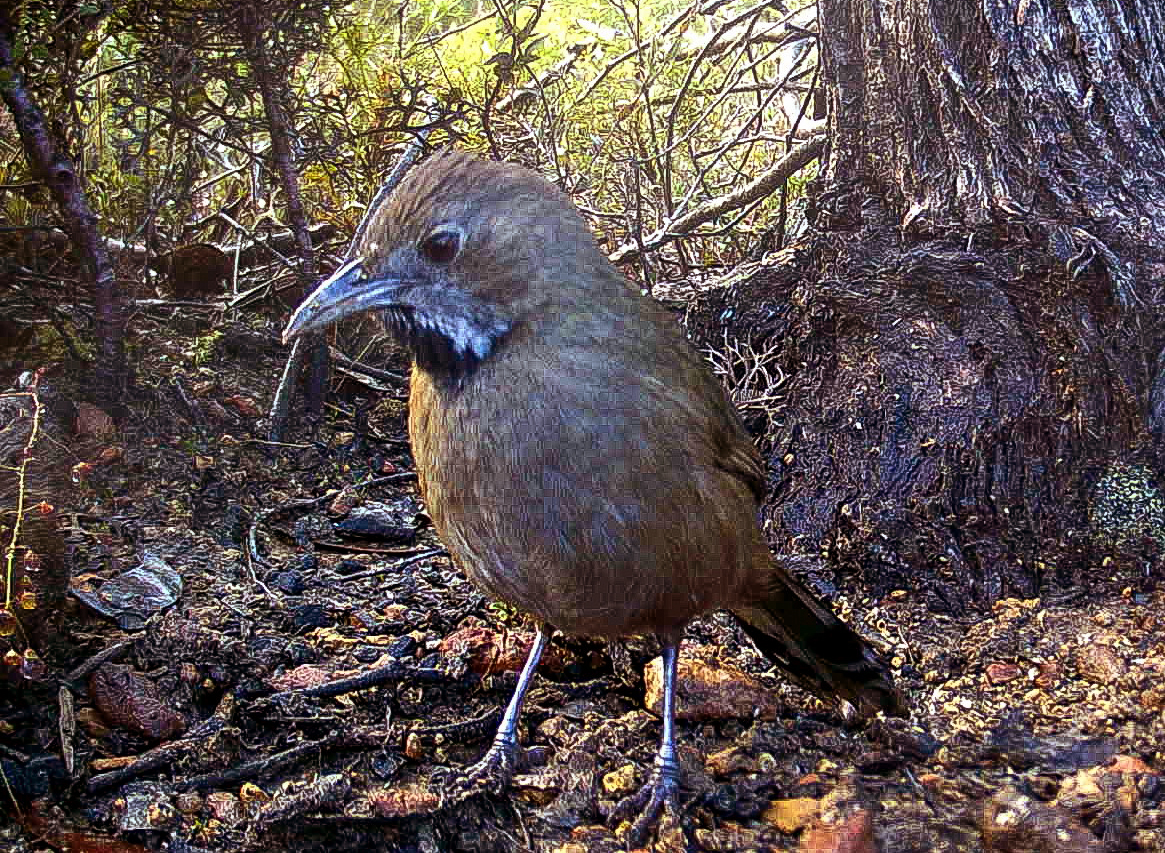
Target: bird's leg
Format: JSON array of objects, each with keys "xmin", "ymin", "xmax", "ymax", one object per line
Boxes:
[
  {"xmin": 445, "ymin": 624, "xmax": 548, "ymax": 799},
  {"xmin": 611, "ymin": 639, "xmax": 684, "ymax": 845}
]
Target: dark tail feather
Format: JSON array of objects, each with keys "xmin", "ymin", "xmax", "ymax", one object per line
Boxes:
[{"xmin": 731, "ymin": 565, "xmax": 906, "ymax": 719}]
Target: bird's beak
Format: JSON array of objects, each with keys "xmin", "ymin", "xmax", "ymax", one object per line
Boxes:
[{"xmin": 282, "ymin": 257, "xmax": 408, "ymax": 343}]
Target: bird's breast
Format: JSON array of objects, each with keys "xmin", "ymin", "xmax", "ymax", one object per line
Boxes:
[{"xmin": 405, "ymin": 336, "xmax": 766, "ymax": 639}]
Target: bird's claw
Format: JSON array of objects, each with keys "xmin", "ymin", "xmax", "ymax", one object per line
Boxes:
[
  {"xmin": 438, "ymin": 737, "xmax": 520, "ymax": 805},
  {"xmin": 609, "ymin": 763, "xmax": 682, "ymax": 848}
]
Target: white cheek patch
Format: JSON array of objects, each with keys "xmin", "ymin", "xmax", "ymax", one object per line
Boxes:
[
  {"xmin": 436, "ymin": 312, "xmax": 507, "ymax": 361},
  {"xmin": 423, "ymin": 310, "xmax": 510, "ymax": 361},
  {"xmin": 382, "ymin": 293, "xmax": 511, "ymax": 375}
]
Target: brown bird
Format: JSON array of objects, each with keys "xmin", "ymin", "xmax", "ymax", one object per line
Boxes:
[{"xmin": 284, "ymin": 149, "xmax": 904, "ymax": 840}]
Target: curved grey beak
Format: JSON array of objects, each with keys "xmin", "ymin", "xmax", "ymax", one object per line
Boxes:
[{"xmin": 283, "ymin": 258, "xmax": 406, "ymax": 343}]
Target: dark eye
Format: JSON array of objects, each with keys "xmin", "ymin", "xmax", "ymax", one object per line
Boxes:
[{"xmin": 419, "ymin": 228, "xmax": 461, "ymax": 264}]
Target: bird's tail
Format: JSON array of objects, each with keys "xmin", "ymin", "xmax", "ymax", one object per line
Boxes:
[{"xmin": 731, "ymin": 561, "xmax": 906, "ymax": 719}]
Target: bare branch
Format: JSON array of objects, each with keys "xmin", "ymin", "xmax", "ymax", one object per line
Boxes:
[{"xmin": 610, "ymin": 134, "xmax": 825, "ymax": 264}]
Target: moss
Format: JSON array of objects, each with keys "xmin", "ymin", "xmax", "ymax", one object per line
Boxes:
[{"xmin": 1088, "ymin": 463, "xmax": 1165, "ymax": 552}]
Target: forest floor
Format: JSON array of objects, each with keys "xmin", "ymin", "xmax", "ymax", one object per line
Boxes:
[{"xmin": 0, "ymin": 303, "xmax": 1163, "ymax": 853}]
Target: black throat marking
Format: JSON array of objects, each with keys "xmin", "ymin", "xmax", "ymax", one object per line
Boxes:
[{"xmin": 379, "ymin": 304, "xmax": 511, "ymax": 378}]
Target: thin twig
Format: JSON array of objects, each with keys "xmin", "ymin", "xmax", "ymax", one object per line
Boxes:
[
  {"xmin": 335, "ymin": 547, "xmax": 446, "ymax": 583},
  {"xmin": 64, "ymin": 636, "xmax": 137, "ymax": 683},
  {"xmin": 610, "ymin": 134, "xmax": 826, "ymax": 263},
  {"xmin": 87, "ymin": 693, "xmax": 236, "ymax": 793}
]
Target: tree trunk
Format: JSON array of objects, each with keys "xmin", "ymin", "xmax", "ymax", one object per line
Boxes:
[
  {"xmin": 0, "ymin": 25, "xmax": 129, "ymax": 407},
  {"xmin": 687, "ymin": 0, "xmax": 1165, "ymax": 612},
  {"xmin": 236, "ymin": 4, "xmax": 329, "ymax": 436}
]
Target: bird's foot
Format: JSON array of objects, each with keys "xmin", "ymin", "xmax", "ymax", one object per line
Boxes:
[
  {"xmin": 437, "ymin": 737, "xmax": 520, "ymax": 805},
  {"xmin": 609, "ymin": 759, "xmax": 683, "ymax": 849}
]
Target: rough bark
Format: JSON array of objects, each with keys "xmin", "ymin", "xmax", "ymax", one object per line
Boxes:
[
  {"xmin": 819, "ymin": 0, "xmax": 1165, "ymax": 309},
  {"xmin": 687, "ymin": 0, "xmax": 1165, "ymax": 612},
  {"xmin": 0, "ymin": 26, "xmax": 129, "ymax": 406}
]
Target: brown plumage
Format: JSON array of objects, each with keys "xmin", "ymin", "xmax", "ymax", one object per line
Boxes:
[{"xmin": 284, "ymin": 149, "xmax": 904, "ymax": 840}]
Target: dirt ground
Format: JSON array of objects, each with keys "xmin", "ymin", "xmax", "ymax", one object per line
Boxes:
[{"xmin": 0, "ymin": 305, "xmax": 1162, "ymax": 853}]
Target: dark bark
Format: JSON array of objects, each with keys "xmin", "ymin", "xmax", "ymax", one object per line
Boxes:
[
  {"xmin": 243, "ymin": 14, "xmax": 315, "ymax": 283},
  {"xmin": 818, "ymin": 0, "xmax": 1164, "ymax": 307},
  {"xmin": 0, "ymin": 27, "xmax": 128, "ymax": 406},
  {"xmin": 237, "ymin": 4, "xmax": 328, "ymax": 435},
  {"xmin": 688, "ymin": 0, "xmax": 1165, "ymax": 611}
]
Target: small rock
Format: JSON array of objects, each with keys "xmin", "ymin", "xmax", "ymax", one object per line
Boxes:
[
  {"xmin": 70, "ymin": 552, "xmax": 183, "ymax": 630},
  {"xmin": 695, "ymin": 824, "xmax": 766, "ymax": 851},
  {"xmin": 371, "ymin": 751, "xmax": 403, "ymax": 781},
  {"xmin": 1034, "ymin": 661, "xmax": 1061, "ymax": 689},
  {"xmin": 1106, "ymin": 754, "xmax": 1155, "ymax": 775},
  {"xmin": 89, "ymin": 664, "xmax": 186, "ymax": 740},
  {"xmin": 335, "ymin": 498, "xmax": 419, "ymax": 543},
  {"xmin": 352, "ymin": 644, "xmax": 384, "ymax": 663},
  {"xmin": 654, "ymin": 807, "xmax": 687, "ymax": 852},
  {"xmin": 512, "ymin": 768, "xmax": 562, "ymax": 806},
  {"xmin": 0, "ymin": 754, "xmax": 67, "ymax": 798},
  {"xmin": 268, "ymin": 664, "xmax": 335, "ymax": 692},
  {"xmin": 1140, "ymin": 683, "xmax": 1165, "ymax": 712},
  {"xmin": 113, "ymin": 781, "xmax": 177, "ymax": 832},
  {"xmin": 644, "ymin": 653, "xmax": 781, "ymax": 721},
  {"xmin": 562, "ymin": 825, "xmax": 620, "ymax": 851},
  {"xmin": 1058, "ymin": 767, "xmax": 1102, "ymax": 800},
  {"xmin": 112, "ymin": 783, "xmax": 175, "ymax": 829},
  {"xmin": 75, "ymin": 402, "xmax": 115, "ymax": 438},
  {"xmin": 222, "ymin": 394, "xmax": 260, "ymax": 417},
  {"xmin": 524, "ymin": 744, "xmax": 553, "ymax": 767},
  {"xmin": 1075, "ymin": 644, "xmax": 1125, "ymax": 685},
  {"xmin": 601, "ymin": 764, "xmax": 639, "ymax": 797},
  {"xmin": 986, "ymin": 662, "xmax": 1021, "ymax": 685},
  {"xmin": 387, "ymin": 635, "xmax": 418, "ymax": 658},
  {"xmin": 854, "ymin": 750, "xmax": 904, "ymax": 774},
  {"xmin": 272, "ymin": 570, "xmax": 305, "ymax": 595},
  {"xmin": 438, "ymin": 626, "xmax": 568, "ymax": 675},
  {"xmin": 705, "ymin": 744, "xmax": 758, "ymax": 777},
  {"xmin": 799, "ymin": 807, "xmax": 875, "ymax": 853},
  {"xmin": 981, "ymin": 787, "xmax": 1103, "ymax": 852},
  {"xmin": 174, "ymin": 791, "xmax": 203, "ymax": 815},
  {"xmin": 292, "ymin": 603, "xmax": 332, "ymax": 630},
  {"xmin": 762, "ymin": 796, "xmax": 819, "ymax": 834},
  {"xmin": 537, "ymin": 715, "xmax": 578, "ymax": 747}
]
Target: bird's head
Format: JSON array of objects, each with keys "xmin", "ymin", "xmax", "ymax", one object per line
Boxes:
[{"xmin": 283, "ymin": 149, "xmax": 616, "ymax": 375}]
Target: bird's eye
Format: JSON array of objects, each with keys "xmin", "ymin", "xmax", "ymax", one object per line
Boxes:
[{"xmin": 419, "ymin": 228, "xmax": 461, "ymax": 264}]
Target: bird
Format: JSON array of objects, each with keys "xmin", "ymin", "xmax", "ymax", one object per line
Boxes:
[{"xmin": 283, "ymin": 149, "xmax": 905, "ymax": 842}]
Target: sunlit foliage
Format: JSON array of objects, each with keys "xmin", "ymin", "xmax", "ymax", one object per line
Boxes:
[{"xmin": 2, "ymin": 0, "xmax": 820, "ymax": 283}]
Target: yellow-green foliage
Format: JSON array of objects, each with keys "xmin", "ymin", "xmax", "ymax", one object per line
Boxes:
[
  {"xmin": 5, "ymin": 0, "xmax": 820, "ymax": 277},
  {"xmin": 304, "ymin": 0, "xmax": 820, "ymax": 265},
  {"xmin": 192, "ymin": 330, "xmax": 224, "ymax": 366}
]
